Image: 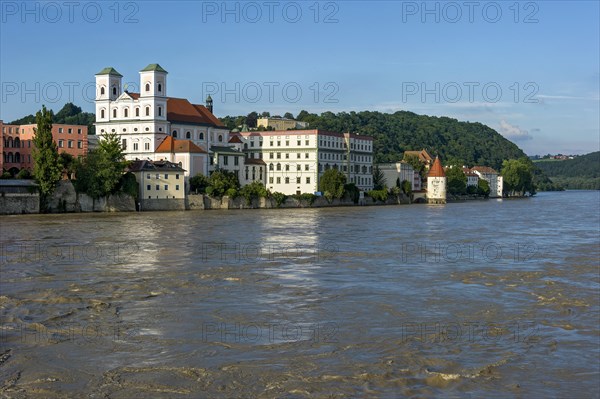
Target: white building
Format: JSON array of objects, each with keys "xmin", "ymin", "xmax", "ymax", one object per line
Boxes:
[
  {"xmin": 471, "ymin": 166, "xmax": 503, "ymax": 198},
  {"xmin": 128, "ymin": 159, "xmax": 186, "ymax": 211},
  {"xmin": 377, "ymin": 162, "xmax": 416, "ymax": 190},
  {"xmin": 427, "ymin": 156, "xmax": 446, "ymax": 204},
  {"xmin": 463, "ymin": 167, "xmax": 480, "ymax": 187},
  {"xmin": 94, "ymin": 64, "xmax": 232, "ymax": 182},
  {"xmin": 231, "ymin": 130, "xmax": 374, "ymax": 195}
]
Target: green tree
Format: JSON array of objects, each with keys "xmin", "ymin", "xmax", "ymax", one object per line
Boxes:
[
  {"xmin": 190, "ymin": 173, "xmax": 210, "ymax": 193},
  {"xmin": 477, "ymin": 179, "xmax": 490, "ymax": 197},
  {"xmin": 372, "ymin": 165, "xmax": 387, "ymax": 190},
  {"xmin": 206, "ymin": 170, "xmax": 240, "ymax": 197},
  {"xmin": 16, "ymin": 169, "xmax": 32, "ymax": 179},
  {"xmin": 59, "ymin": 152, "xmax": 76, "ymax": 178},
  {"xmin": 401, "ymin": 180, "xmax": 412, "ymax": 195},
  {"xmin": 502, "ymin": 158, "xmax": 536, "ymax": 196},
  {"xmin": 32, "ymin": 105, "xmax": 62, "ymax": 210},
  {"xmin": 239, "ymin": 181, "xmax": 268, "ymax": 205},
  {"xmin": 446, "ymin": 166, "xmax": 467, "ymax": 195},
  {"xmin": 284, "ymin": 112, "xmax": 294, "ymax": 119},
  {"xmin": 319, "ymin": 168, "xmax": 346, "ymax": 202}
]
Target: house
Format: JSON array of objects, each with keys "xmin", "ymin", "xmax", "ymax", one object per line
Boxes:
[
  {"xmin": 256, "ymin": 117, "xmax": 309, "ymax": 131},
  {"xmin": 403, "ymin": 149, "xmax": 433, "ymax": 169},
  {"xmin": 470, "ymin": 166, "xmax": 503, "ymax": 197},
  {"xmin": 376, "ymin": 161, "xmax": 416, "ymax": 190},
  {"xmin": 462, "ymin": 167, "xmax": 479, "ymax": 187},
  {"xmin": 128, "ymin": 159, "xmax": 186, "ymax": 211}
]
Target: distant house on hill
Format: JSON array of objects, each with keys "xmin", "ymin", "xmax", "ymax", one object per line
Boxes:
[{"xmin": 403, "ymin": 149, "xmax": 433, "ymax": 169}]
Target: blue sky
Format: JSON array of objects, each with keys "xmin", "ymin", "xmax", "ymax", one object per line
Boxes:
[{"xmin": 1, "ymin": 0, "xmax": 598, "ymax": 155}]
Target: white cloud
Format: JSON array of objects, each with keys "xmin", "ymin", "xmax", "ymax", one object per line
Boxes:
[{"xmin": 498, "ymin": 120, "xmax": 532, "ymax": 141}]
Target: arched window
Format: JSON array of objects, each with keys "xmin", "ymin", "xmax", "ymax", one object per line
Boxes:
[
  {"xmin": 276, "ymin": 163, "xmax": 281, "ymax": 171},
  {"xmin": 124, "ymin": 108, "xmax": 129, "ymax": 117},
  {"xmin": 199, "ymin": 132, "xmax": 204, "ymax": 140},
  {"xmin": 158, "ymin": 107, "xmax": 162, "ymax": 117},
  {"xmin": 218, "ymin": 135, "xmax": 223, "ymax": 142},
  {"xmin": 14, "ymin": 138, "xmax": 20, "ymax": 148},
  {"xmin": 269, "ymin": 163, "xmax": 274, "ymax": 171},
  {"xmin": 186, "ymin": 131, "xmax": 191, "ymax": 139},
  {"xmin": 113, "ymin": 109, "xmax": 117, "ymax": 118},
  {"xmin": 7, "ymin": 153, "xmax": 13, "ymax": 163},
  {"xmin": 145, "ymin": 83, "xmax": 150, "ymax": 92},
  {"xmin": 172, "ymin": 130, "xmax": 178, "ymax": 138},
  {"xmin": 100, "ymin": 87, "xmax": 105, "ymax": 96},
  {"xmin": 145, "ymin": 107, "xmax": 150, "ymax": 116},
  {"xmin": 14, "ymin": 152, "xmax": 20, "ymax": 163},
  {"xmin": 135, "ymin": 108, "xmax": 140, "ymax": 117},
  {"xmin": 158, "ymin": 83, "xmax": 162, "ymax": 92},
  {"xmin": 244, "ymin": 143, "xmax": 248, "ymax": 150},
  {"xmin": 112, "ymin": 87, "xmax": 117, "ymax": 96}
]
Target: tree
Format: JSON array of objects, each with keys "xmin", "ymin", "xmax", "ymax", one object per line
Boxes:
[
  {"xmin": 477, "ymin": 179, "xmax": 490, "ymax": 197},
  {"xmin": 32, "ymin": 105, "xmax": 62, "ymax": 210},
  {"xmin": 319, "ymin": 169, "xmax": 346, "ymax": 202},
  {"xmin": 190, "ymin": 174, "xmax": 210, "ymax": 193},
  {"xmin": 446, "ymin": 166, "xmax": 467, "ymax": 195},
  {"xmin": 401, "ymin": 180, "xmax": 412, "ymax": 195},
  {"xmin": 372, "ymin": 165, "xmax": 387, "ymax": 190},
  {"xmin": 59, "ymin": 153, "xmax": 76, "ymax": 178},
  {"xmin": 502, "ymin": 158, "xmax": 536, "ymax": 196},
  {"xmin": 284, "ymin": 112, "xmax": 294, "ymax": 119},
  {"xmin": 404, "ymin": 154, "xmax": 425, "ymax": 177},
  {"xmin": 246, "ymin": 112, "xmax": 258, "ymax": 128},
  {"xmin": 205, "ymin": 170, "xmax": 240, "ymax": 197}
]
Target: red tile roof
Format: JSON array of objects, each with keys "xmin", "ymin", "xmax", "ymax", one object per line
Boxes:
[
  {"xmin": 471, "ymin": 166, "xmax": 498, "ymax": 174},
  {"xmin": 228, "ymin": 136, "xmax": 242, "ymax": 144},
  {"xmin": 244, "ymin": 158, "xmax": 266, "ymax": 165},
  {"xmin": 125, "ymin": 92, "xmax": 141, "ymax": 100},
  {"xmin": 155, "ymin": 136, "xmax": 207, "ymax": 153},
  {"xmin": 428, "ymin": 157, "xmax": 446, "ymax": 178},
  {"xmin": 165, "ymin": 97, "xmax": 224, "ymax": 127}
]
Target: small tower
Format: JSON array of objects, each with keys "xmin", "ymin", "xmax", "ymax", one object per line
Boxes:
[
  {"xmin": 206, "ymin": 95, "xmax": 213, "ymax": 114},
  {"xmin": 95, "ymin": 67, "xmax": 122, "ymax": 122},
  {"xmin": 139, "ymin": 63, "xmax": 168, "ymax": 98},
  {"xmin": 427, "ymin": 156, "xmax": 446, "ymax": 204}
]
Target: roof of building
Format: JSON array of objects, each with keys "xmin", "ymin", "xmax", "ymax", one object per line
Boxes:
[
  {"xmin": 155, "ymin": 136, "xmax": 207, "ymax": 154},
  {"xmin": 228, "ymin": 136, "xmax": 243, "ymax": 144},
  {"xmin": 210, "ymin": 145, "xmax": 244, "ymax": 156},
  {"xmin": 96, "ymin": 67, "xmax": 123, "ymax": 77},
  {"xmin": 471, "ymin": 166, "xmax": 498, "ymax": 174},
  {"xmin": 128, "ymin": 159, "xmax": 185, "ymax": 173},
  {"xmin": 404, "ymin": 149, "xmax": 433, "ymax": 163},
  {"xmin": 140, "ymin": 63, "xmax": 168, "ymax": 73},
  {"xmin": 428, "ymin": 157, "xmax": 446, "ymax": 178},
  {"xmin": 244, "ymin": 158, "xmax": 267, "ymax": 165},
  {"xmin": 0, "ymin": 180, "xmax": 39, "ymax": 188},
  {"xmin": 123, "ymin": 91, "xmax": 140, "ymax": 100},
  {"xmin": 167, "ymin": 98, "xmax": 224, "ymax": 127}
]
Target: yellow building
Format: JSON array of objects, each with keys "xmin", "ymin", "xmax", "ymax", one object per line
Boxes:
[
  {"xmin": 129, "ymin": 160, "xmax": 186, "ymax": 211},
  {"xmin": 256, "ymin": 117, "xmax": 309, "ymax": 131}
]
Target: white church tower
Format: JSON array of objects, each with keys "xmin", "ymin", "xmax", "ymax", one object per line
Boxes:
[
  {"xmin": 95, "ymin": 67, "xmax": 122, "ymax": 122},
  {"xmin": 427, "ymin": 156, "xmax": 447, "ymax": 204}
]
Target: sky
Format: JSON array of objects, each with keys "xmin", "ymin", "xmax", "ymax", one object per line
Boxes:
[{"xmin": 1, "ymin": 0, "xmax": 598, "ymax": 156}]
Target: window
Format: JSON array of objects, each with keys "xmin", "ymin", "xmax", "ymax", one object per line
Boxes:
[
  {"xmin": 297, "ymin": 140, "xmax": 301, "ymax": 146},
  {"xmin": 124, "ymin": 108, "xmax": 129, "ymax": 117},
  {"xmin": 158, "ymin": 83, "xmax": 162, "ymax": 92},
  {"xmin": 276, "ymin": 163, "xmax": 281, "ymax": 171},
  {"xmin": 250, "ymin": 142, "xmax": 254, "ymax": 147},
  {"xmin": 112, "ymin": 87, "xmax": 117, "ymax": 96},
  {"xmin": 285, "ymin": 153, "xmax": 289, "ymax": 159},
  {"xmin": 147, "ymin": 185, "xmax": 151, "ymax": 191},
  {"xmin": 285, "ymin": 177, "xmax": 290, "ymax": 184},
  {"xmin": 269, "ymin": 163, "xmax": 274, "ymax": 171},
  {"xmin": 277, "ymin": 153, "xmax": 281, "ymax": 159},
  {"xmin": 269, "ymin": 153, "xmax": 274, "ymax": 159},
  {"xmin": 277, "ymin": 141, "xmax": 281, "ymax": 146},
  {"xmin": 68, "ymin": 128, "xmax": 72, "ymax": 134},
  {"xmin": 146, "ymin": 83, "xmax": 150, "ymax": 92},
  {"xmin": 276, "ymin": 177, "xmax": 281, "ymax": 184},
  {"xmin": 78, "ymin": 141, "xmax": 83, "ymax": 149},
  {"xmin": 297, "ymin": 153, "xmax": 301, "ymax": 159},
  {"xmin": 296, "ymin": 177, "xmax": 301, "ymax": 184},
  {"xmin": 297, "ymin": 164, "xmax": 301, "ymax": 171},
  {"xmin": 186, "ymin": 131, "xmax": 191, "ymax": 139},
  {"xmin": 78, "ymin": 129, "xmax": 82, "ymax": 134},
  {"xmin": 156, "ymin": 185, "xmax": 160, "ymax": 190},
  {"xmin": 285, "ymin": 164, "xmax": 290, "ymax": 171},
  {"xmin": 234, "ymin": 157, "xmax": 239, "ymax": 166},
  {"xmin": 58, "ymin": 140, "xmax": 64, "ymax": 148},
  {"xmin": 172, "ymin": 130, "xmax": 178, "ymax": 138},
  {"xmin": 305, "ymin": 140, "xmax": 309, "ymax": 146},
  {"xmin": 164, "ymin": 174, "xmax": 168, "ymax": 179},
  {"xmin": 164, "ymin": 185, "xmax": 168, "ymax": 190},
  {"xmin": 305, "ymin": 153, "xmax": 309, "ymax": 159},
  {"xmin": 306, "ymin": 177, "xmax": 311, "ymax": 184},
  {"xmin": 158, "ymin": 107, "xmax": 162, "ymax": 117},
  {"xmin": 176, "ymin": 174, "xmax": 180, "ymax": 179},
  {"xmin": 113, "ymin": 109, "xmax": 117, "ymax": 118},
  {"xmin": 305, "ymin": 164, "xmax": 309, "ymax": 171},
  {"xmin": 145, "ymin": 107, "xmax": 150, "ymax": 116},
  {"xmin": 58, "ymin": 127, "xmax": 63, "ymax": 133},
  {"xmin": 199, "ymin": 132, "xmax": 204, "ymax": 140},
  {"xmin": 269, "ymin": 177, "xmax": 274, "ymax": 184},
  {"xmin": 223, "ymin": 156, "xmax": 228, "ymax": 166},
  {"xmin": 176, "ymin": 185, "xmax": 180, "ymax": 190},
  {"xmin": 218, "ymin": 135, "xmax": 223, "ymax": 142},
  {"xmin": 100, "ymin": 87, "xmax": 105, "ymax": 95},
  {"xmin": 286, "ymin": 141, "xmax": 289, "ymax": 146},
  {"xmin": 156, "ymin": 174, "xmax": 159, "ymax": 179},
  {"xmin": 145, "ymin": 142, "xmax": 150, "ymax": 150},
  {"xmin": 133, "ymin": 143, "xmax": 139, "ymax": 151},
  {"xmin": 100, "ymin": 109, "xmax": 105, "ymax": 118},
  {"xmin": 135, "ymin": 108, "xmax": 140, "ymax": 117}
]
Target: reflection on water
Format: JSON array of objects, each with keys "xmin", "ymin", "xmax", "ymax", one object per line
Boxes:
[{"xmin": 0, "ymin": 191, "xmax": 599, "ymax": 397}]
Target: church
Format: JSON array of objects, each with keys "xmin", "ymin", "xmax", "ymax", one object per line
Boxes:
[{"xmin": 94, "ymin": 64, "xmax": 234, "ymax": 183}]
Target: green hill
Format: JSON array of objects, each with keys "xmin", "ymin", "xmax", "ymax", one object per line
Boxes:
[
  {"xmin": 10, "ymin": 103, "xmax": 96, "ymax": 135},
  {"xmin": 535, "ymin": 152, "xmax": 600, "ymax": 190}
]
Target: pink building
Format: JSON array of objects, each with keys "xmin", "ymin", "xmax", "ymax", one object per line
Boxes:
[{"xmin": 1, "ymin": 120, "xmax": 88, "ymax": 175}]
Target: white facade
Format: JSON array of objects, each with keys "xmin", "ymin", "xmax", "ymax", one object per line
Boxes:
[
  {"xmin": 377, "ymin": 161, "xmax": 416, "ymax": 190},
  {"xmin": 232, "ymin": 130, "xmax": 374, "ymax": 195},
  {"xmin": 472, "ymin": 167, "xmax": 503, "ymax": 198}
]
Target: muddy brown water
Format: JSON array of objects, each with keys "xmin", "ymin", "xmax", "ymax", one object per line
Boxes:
[{"xmin": 1, "ymin": 191, "xmax": 599, "ymax": 398}]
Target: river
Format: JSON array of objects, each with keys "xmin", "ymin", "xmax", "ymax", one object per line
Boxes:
[{"xmin": 1, "ymin": 191, "xmax": 599, "ymax": 398}]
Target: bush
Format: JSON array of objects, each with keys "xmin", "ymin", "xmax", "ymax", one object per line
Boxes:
[
  {"xmin": 343, "ymin": 183, "xmax": 360, "ymax": 203},
  {"xmin": 206, "ymin": 170, "xmax": 240, "ymax": 197},
  {"xmin": 300, "ymin": 192, "xmax": 317, "ymax": 206},
  {"xmin": 190, "ymin": 174, "xmax": 210, "ymax": 193},
  {"xmin": 401, "ymin": 180, "xmax": 412, "ymax": 195},
  {"xmin": 239, "ymin": 181, "xmax": 268, "ymax": 205},
  {"xmin": 116, "ymin": 172, "xmax": 139, "ymax": 198},
  {"xmin": 319, "ymin": 169, "xmax": 346, "ymax": 202},
  {"xmin": 16, "ymin": 169, "xmax": 32, "ymax": 179},
  {"xmin": 367, "ymin": 189, "xmax": 388, "ymax": 202},
  {"xmin": 1, "ymin": 171, "xmax": 12, "ymax": 179},
  {"xmin": 271, "ymin": 191, "xmax": 287, "ymax": 208}
]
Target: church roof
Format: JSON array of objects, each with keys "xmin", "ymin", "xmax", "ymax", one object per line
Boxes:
[
  {"xmin": 140, "ymin": 63, "xmax": 168, "ymax": 73},
  {"xmin": 166, "ymin": 97, "xmax": 224, "ymax": 127},
  {"xmin": 428, "ymin": 157, "xmax": 446, "ymax": 178},
  {"xmin": 155, "ymin": 136, "xmax": 207, "ymax": 154},
  {"xmin": 95, "ymin": 67, "xmax": 123, "ymax": 77}
]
